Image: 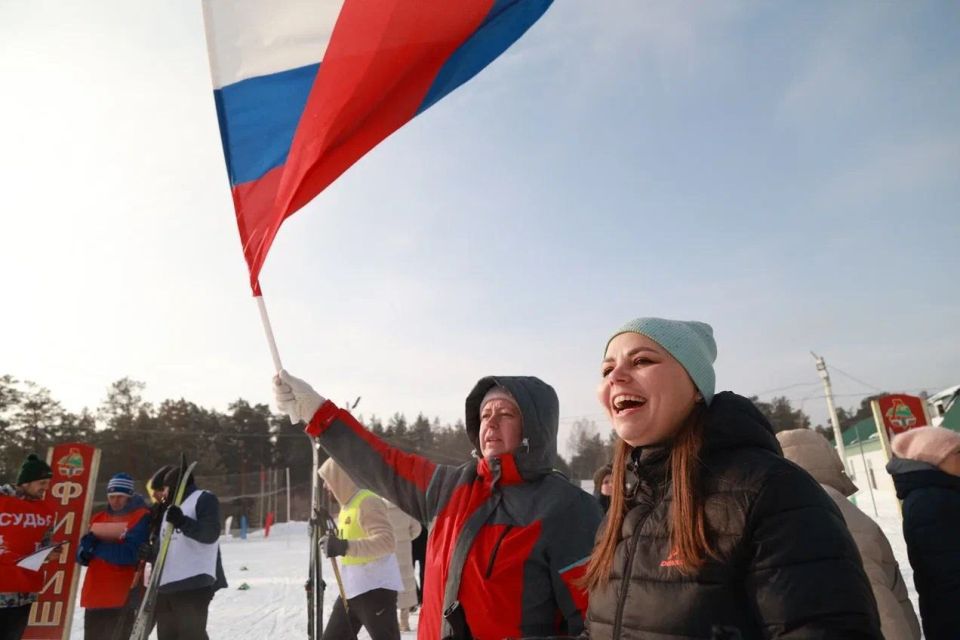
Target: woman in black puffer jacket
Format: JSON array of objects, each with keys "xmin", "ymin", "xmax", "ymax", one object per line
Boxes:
[{"xmin": 583, "ymin": 317, "xmax": 881, "ymax": 639}]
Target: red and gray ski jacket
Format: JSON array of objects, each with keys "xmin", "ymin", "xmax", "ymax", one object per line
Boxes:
[{"xmin": 306, "ymin": 375, "xmax": 602, "ymax": 640}]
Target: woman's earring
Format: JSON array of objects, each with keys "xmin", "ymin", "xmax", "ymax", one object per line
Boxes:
[{"xmin": 695, "ymin": 393, "xmax": 703, "ymax": 403}]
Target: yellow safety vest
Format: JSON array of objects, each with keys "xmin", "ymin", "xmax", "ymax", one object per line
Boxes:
[{"xmin": 338, "ymin": 489, "xmax": 377, "ymax": 566}]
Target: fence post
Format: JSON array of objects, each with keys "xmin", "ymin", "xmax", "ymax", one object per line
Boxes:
[{"xmin": 285, "ymin": 467, "xmax": 291, "ymax": 522}]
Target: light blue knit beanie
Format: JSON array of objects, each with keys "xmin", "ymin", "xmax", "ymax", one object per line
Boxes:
[{"xmin": 605, "ymin": 317, "xmax": 717, "ymax": 405}]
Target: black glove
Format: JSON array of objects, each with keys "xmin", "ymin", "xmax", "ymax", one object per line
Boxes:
[
  {"xmin": 166, "ymin": 505, "xmax": 187, "ymax": 528},
  {"xmin": 78, "ymin": 550, "xmax": 94, "ymax": 565},
  {"xmin": 137, "ymin": 542, "xmax": 154, "ymax": 561},
  {"xmin": 322, "ymin": 535, "xmax": 348, "ymax": 558}
]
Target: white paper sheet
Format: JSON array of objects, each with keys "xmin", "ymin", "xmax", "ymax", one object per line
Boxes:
[{"xmin": 16, "ymin": 543, "xmax": 62, "ymax": 571}]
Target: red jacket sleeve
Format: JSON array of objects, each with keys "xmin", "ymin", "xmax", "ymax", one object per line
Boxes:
[{"xmin": 306, "ymin": 401, "xmax": 452, "ymax": 525}]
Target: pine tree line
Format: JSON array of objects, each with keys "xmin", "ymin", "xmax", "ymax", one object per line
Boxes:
[
  {"xmin": 1, "ymin": 374, "xmax": 842, "ymax": 502},
  {"xmin": 0, "ymin": 375, "xmax": 484, "ymax": 495}
]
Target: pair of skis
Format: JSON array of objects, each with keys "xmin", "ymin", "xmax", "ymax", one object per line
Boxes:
[{"xmin": 128, "ymin": 455, "xmax": 198, "ymax": 640}]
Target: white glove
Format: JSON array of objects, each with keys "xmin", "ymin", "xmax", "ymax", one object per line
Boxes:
[{"xmin": 273, "ymin": 369, "xmax": 326, "ymax": 425}]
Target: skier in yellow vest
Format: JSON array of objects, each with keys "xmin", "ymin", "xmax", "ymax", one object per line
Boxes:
[{"xmin": 318, "ymin": 458, "xmax": 402, "ymax": 640}]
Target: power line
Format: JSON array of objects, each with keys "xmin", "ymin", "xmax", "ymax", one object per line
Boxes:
[
  {"xmin": 828, "ymin": 365, "xmax": 885, "ymax": 392},
  {"xmin": 750, "ymin": 381, "xmax": 823, "ymax": 396}
]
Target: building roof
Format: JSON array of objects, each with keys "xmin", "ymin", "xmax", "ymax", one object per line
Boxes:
[
  {"xmin": 928, "ymin": 384, "xmax": 960, "ymax": 405},
  {"xmin": 842, "ymin": 417, "xmax": 879, "ymax": 447}
]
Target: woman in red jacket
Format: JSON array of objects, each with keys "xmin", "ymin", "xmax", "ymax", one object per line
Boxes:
[{"xmin": 274, "ymin": 373, "xmax": 602, "ymax": 640}]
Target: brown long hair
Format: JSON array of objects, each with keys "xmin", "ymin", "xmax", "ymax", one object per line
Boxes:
[{"xmin": 582, "ymin": 406, "xmax": 714, "ymax": 590}]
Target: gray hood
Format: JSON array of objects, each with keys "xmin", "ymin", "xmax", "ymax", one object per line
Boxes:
[
  {"xmin": 885, "ymin": 456, "xmax": 937, "ymax": 476},
  {"xmin": 464, "ymin": 375, "xmax": 558, "ymax": 478},
  {"xmin": 777, "ymin": 428, "xmax": 858, "ymax": 497}
]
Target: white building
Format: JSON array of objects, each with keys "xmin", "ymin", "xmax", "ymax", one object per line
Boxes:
[{"xmin": 928, "ymin": 384, "xmax": 960, "ymax": 426}]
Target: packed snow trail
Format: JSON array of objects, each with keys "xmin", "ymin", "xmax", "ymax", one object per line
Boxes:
[{"xmin": 69, "ymin": 494, "xmax": 915, "ymax": 639}]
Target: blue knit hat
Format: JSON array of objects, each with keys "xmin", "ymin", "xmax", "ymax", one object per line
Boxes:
[
  {"xmin": 605, "ymin": 317, "xmax": 717, "ymax": 405},
  {"xmin": 107, "ymin": 472, "xmax": 136, "ymax": 497}
]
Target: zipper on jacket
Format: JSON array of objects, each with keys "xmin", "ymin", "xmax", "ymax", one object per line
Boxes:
[
  {"xmin": 484, "ymin": 525, "xmax": 513, "ymax": 579},
  {"xmin": 611, "ymin": 515, "xmax": 648, "ymax": 639}
]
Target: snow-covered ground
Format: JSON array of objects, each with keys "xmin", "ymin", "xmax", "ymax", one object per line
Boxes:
[
  {"xmin": 68, "ymin": 489, "xmax": 917, "ymax": 639},
  {"xmin": 69, "ymin": 521, "xmax": 418, "ymax": 639}
]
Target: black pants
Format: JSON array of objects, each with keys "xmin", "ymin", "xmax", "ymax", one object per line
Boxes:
[
  {"xmin": 322, "ymin": 588, "xmax": 400, "ymax": 640},
  {"xmin": 155, "ymin": 587, "xmax": 215, "ymax": 640},
  {"xmin": 84, "ymin": 607, "xmax": 135, "ymax": 640},
  {"xmin": 0, "ymin": 605, "xmax": 31, "ymax": 640}
]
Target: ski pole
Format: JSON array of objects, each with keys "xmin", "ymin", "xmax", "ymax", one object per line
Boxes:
[
  {"xmin": 329, "ymin": 556, "xmax": 349, "ymax": 609},
  {"xmin": 318, "ymin": 507, "xmax": 351, "ymax": 615},
  {"xmin": 317, "ymin": 504, "xmax": 357, "ymax": 639}
]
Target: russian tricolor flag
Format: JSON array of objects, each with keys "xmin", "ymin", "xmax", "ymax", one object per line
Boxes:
[{"xmin": 203, "ymin": 0, "xmax": 553, "ymax": 293}]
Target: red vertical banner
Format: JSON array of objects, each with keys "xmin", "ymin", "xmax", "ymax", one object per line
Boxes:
[{"xmin": 23, "ymin": 444, "xmax": 100, "ymax": 640}]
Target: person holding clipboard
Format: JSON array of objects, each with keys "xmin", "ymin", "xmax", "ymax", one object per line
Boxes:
[
  {"xmin": 75, "ymin": 472, "xmax": 151, "ymax": 639},
  {"xmin": 0, "ymin": 454, "xmax": 55, "ymax": 640}
]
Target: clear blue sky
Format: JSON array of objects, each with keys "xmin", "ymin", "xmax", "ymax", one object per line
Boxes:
[{"xmin": 2, "ymin": 1, "xmax": 957, "ymax": 456}]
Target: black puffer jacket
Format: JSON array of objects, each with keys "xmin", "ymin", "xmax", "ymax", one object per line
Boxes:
[
  {"xmin": 587, "ymin": 392, "xmax": 881, "ymax": 639},
  {"xmin": 888, "ymin": 457, "xmax": 960, "ymax": 640}
]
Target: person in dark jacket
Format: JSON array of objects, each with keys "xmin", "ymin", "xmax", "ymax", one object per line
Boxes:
[
  {"xmin": 887, "ymin": 426, "xmax": 960, "ymax": 640},
  {"xmin": 593, "ymin": 463, "xmax": 613, "ymax": 514},
  {"xmin": 76, "ymin": 472, "xmax": 151, "ymax": 639},
  {"xmin": 274, "ymin": 372, "xmax": 603, "ymax": 640},
  {"xmin": 144, "ymin": 465, "xmax": 173, "ymax": 555},
  {"xmin": 410, "ymin": 526, "xmax": 427, "ymax": 606},
  {"xmin": 583, "ymin": 317, "xmax": 881, "ymax": 639},
  {"xmin": 154, "ymin": 467, "xmax": 227, "ymax": 640}
]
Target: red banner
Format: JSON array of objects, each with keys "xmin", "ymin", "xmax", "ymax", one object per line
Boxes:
[
  {"xmin": 878, "ymin": 394, "xmax": 929, "ymax": 437},
  {"xmin": 23, "ymin": 444, "xmax": 100, "ymax": 640}
]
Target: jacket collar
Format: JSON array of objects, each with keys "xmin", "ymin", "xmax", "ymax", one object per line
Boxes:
[
  {"xmin": 702, "ymin": 391, "xmax": 782, "ymax": 455},
  {"xmin": 888, "ymin": 459, "xmax": 960, "ymax": 498},
  {"xmin": 477, "ymin": 453, "xmax": 524, "ymax": 488},
  {"xmin": 107, "ymin": 493, "xmax": 147, "ymax": 515},
  {"xmin": 620, "ymin": 392, "xmax": 781, "ymax": 507}
]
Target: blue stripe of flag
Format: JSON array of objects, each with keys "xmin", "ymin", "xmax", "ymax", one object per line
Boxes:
[
  {"xmin": 415, "ymin": 0, "xmax": 553, "ymax": 116},
  {"xmin": 213, "ymin": 63, "xmax": 320, "ymax": 186}
]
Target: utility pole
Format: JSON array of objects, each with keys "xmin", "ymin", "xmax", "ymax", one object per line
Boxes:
[{"xmin": 812, "ymin": 352, "xmax": 846, "ymax": 464}]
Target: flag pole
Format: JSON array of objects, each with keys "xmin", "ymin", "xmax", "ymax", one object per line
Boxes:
[{"xmin": 255, "ymin": 294, "xmax": 283, "ymax": 373}]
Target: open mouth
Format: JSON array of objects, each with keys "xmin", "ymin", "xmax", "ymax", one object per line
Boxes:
[{"xmin": 612, "ymin": 394, "xmax": 646, "ymax": 415}]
